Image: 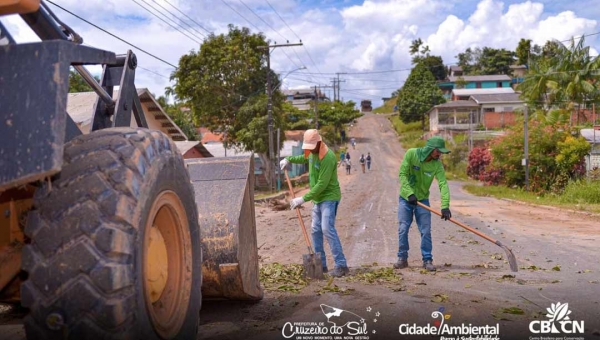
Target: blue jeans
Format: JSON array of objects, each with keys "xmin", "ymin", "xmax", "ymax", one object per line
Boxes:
[
  {"xmin": 367, "ymin": 161, "xmax": 371, "ymax": 170},
  {"xmin": 397, "ymin": 197, "xmax": 432, "ymax": 261},
  {"xmin": 311, "ymin": 200, "xmax": 347, "ymax": 269}
]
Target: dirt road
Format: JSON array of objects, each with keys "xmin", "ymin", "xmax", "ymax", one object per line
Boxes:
[
  {"xmin": 204, "ymin": 113, "xmax": 600, "ymax": 340},
  {"xmin": 1, "ymin": 113, "xmax": 598, "ymax": 340}
]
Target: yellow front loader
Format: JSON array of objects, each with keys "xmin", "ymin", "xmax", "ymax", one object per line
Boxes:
[{"xmin": 0, "ymin": 1, "xmax": 262, "ymax": 338}]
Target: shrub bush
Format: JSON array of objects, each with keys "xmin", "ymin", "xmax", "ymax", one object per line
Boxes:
[
  {"xmin": 467, "ymin": 147, "xmax": 491, "ymax": 180},
  {"xmin": 486, "ymin": 120, "xmax": 590, "ymax": 193}
]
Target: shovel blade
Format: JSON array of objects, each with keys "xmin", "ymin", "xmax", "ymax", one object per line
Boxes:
[{"xmin": 303, "ymin": 253, "xmax": 325, "ymax": 280}]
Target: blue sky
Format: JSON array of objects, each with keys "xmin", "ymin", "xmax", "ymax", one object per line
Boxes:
[{"xmin": 2, "ymin": 0, "xmax": 599, "ymax": 106}]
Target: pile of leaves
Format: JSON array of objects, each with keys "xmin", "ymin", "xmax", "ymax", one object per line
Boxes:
[
  {"xmin": 259, "ymin": 263, "xmax": 309, "ymax": 293},
  {"xmin": 346, "ymin": 267, "xmax": 402, "ymax": 285}
]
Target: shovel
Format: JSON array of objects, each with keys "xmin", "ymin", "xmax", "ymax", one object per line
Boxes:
[
  {"xmin": 417, "ymin": 202, "xmax": 518, "ymax": 272},
  {"xmin": 284, "ymin": 170, "xmax": 325, "ymax": 280}
]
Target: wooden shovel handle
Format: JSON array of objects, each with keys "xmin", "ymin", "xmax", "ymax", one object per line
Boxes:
[
  {"xmin": 416, "ymin": 202, "xmax": 498, "ymax": 245},
  {"xmin": 284, "ymin": 170, "xmax": 314, "ymax": 254}
]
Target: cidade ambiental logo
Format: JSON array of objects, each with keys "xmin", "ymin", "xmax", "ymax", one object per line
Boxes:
[
  {"xmin": 398, "ymin": 306, "xmax": 500, "ymax": 339},
  {"xmin": 529, "ymin": 302, "xmax": 584, "ymax": 335},
  {"xmin": 281, "ymin": 304, "xmax": 380, "ymax": 339}
]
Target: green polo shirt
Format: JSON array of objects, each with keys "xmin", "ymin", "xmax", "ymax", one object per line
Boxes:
[
  {"xmin": 399, "ymin": 148, "xmax": 450, "ymax": 209},
  {"xmin": 286, "ymin": 150, "xmax": 341, "ymax": 203}
]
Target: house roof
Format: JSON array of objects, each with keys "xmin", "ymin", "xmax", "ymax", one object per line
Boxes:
[
  {"xmin": 449, "ymin": 66, "xmax": 462, "ymax": 71},
  {"xmin": 434, "ymin": 100, "xmax": 479, "ymax": 109},
  {"xmin": 66, "ymin": 88, "xmax": 187, "ymax": 141},
  {"xmin": 448, "ymin": 74, "xmax": 512, "ymax": 82},
  {"xmin": 427, "ymin": 100, "xmax": 478, "ymax": 116},
  {"xmin": 510, "ymin": 65, "xmax": 527, "ymax": 69},
  {"xmin": 452, "ymin": 87, "xmax": 515, "ymax": 96},
  {"xmin": 197, "ymin": 127, "xmax": 223, "ymax": 144},
  {"xmin": 174, "ymin": 141, "xmax": 213, "ymax": 157},
  {"xmin": 580, "ymin": 129, "xmax": 600, "ymax": 143},
  {"xmin": 469, "ymin": 93, "xmax": 524, "ymax": 104},
  {"xmin": 202, "ymin": 144, "xmax": 253, "ymax": 158}
]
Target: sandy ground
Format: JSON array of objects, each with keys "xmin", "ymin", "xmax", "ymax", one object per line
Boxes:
[{"xmin": 1, "ymin": 113, "xmax": 599, "ymax": 340}]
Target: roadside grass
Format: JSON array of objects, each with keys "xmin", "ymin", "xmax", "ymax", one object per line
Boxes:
[
  {"xmin": 463, "ymin": 182, "xmax": 600, "ymax": 214},
  {"xmin": 389, "ymin": 115, "xmax": 426, "ymax": 149},
  {"xmin": 373, "ymin": 96, "xmax": 398, "ymax": 113}
]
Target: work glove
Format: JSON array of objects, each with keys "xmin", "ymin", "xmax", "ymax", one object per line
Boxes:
[
  {"xmin": 407, "ymin": 194, "xmax": 417, "ymax": 206},
  {"xmin": 441, "ymin": 208, "xmax": 452, "ymax": 221},
  {"xmin": 290, "ymin": 197, "xmax": 305, "ymax": 210},
  {"xmin": 280, "ymin": 158, "xmax": 290, "ymax": 170}
]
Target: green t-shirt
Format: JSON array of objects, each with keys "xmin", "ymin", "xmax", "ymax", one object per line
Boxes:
[
  {"xmin": 286, "ymin": 150, "xmax": 341, "ymax": 203},
  {"xmin": 398, "ymin": 147, "xmax": 450, "ymax": 209}
]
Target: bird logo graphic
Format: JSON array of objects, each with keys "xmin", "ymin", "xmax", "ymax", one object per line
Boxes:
[{"xmin": 320, "ymin": 304, "xmax": 365, "ymax": 328}]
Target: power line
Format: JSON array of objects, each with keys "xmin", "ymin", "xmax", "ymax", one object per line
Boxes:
[
  {"xmin": 559, "ymin": 31, "xmax": 600, "ymax": 43},
  {"xmin": 46, "ymin": 0, "xmax": 178, "ymax": 68},
  {"xmin": 263, "ymin": 0, "xmax": 324, "ymax": 88},
  {"xmin": 220, "ymin": 0, "xmax": 261, "ymax": 32},
  {"xmin": 146, "ymin": 0, "xmax": 206, "ymax": 38},
  {"xmin": 138, "ymin": 66, "xmax": 171, "ymax": 79},
  {"xmin": 161, "ymin": 0, "xmax": 212, "ymax": 34},
  {"xmin": 220, "ymin": 0, "xmax": 303, "ymax": 71},
  {"xmin": 239, "ymin": 0, "xmax": 287, "ymax": 42},
  {"xmin": 130, "ymin": 0, "xmax": 203, "ymax": 44}
]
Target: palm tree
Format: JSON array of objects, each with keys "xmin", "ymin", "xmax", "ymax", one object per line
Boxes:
[{"xmin": 519, "ymin": 37, "xmax": 600, "ymax": 124}]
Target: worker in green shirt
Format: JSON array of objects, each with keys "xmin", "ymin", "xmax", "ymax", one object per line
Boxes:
[
  {"xmin": 394, "ymin": 136, "xmax": 452, "ymax": 272},
  {"xmin": 280, "ymin": 129, "xmax": 349, "ymax": 277}
]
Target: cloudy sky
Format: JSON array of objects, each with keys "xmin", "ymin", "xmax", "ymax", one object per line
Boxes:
[{"xmin": 2, "ymin": 0, "xmax": 599, "ymax": 107}]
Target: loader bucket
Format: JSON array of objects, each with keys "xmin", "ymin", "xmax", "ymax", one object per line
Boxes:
[{"xmin": 186, "ymin": 156, "xmax": 264, "ymax": 300}]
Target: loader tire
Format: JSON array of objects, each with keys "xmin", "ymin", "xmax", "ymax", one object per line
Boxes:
[{"xmin": 21, "ymin": 128, "xmax": 202, "ymax": 339}]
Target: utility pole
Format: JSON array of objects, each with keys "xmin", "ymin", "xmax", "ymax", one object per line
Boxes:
[
  {"xmin": 524, "ymin": 105, "xmax": 529, "ymax": 191},
  {"xmin": 258, "ymin": 42, "xmax": 303, "ymax": 192},
  {"xmin": 331, "ymin": 78, "xmax": 337, "ymax": 101},
  {"xmin": 314, "ymin": 85, "xmax": 319, "ymax": 129},
  {"xmin": 335, "ymin": 73, "xmax": 347, "ymax": 102}
]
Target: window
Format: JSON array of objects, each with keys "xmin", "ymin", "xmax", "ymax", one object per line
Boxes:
[
  {"xmin": 497, "ymin": 82, "xmax": 503, "ymax": 88},
  {"xmin": 438, "ymin": 112, "xmax": 454, "ymax": 125},
  {"xmin": 484, "ymin": 108, "xmax": 495, "ymax": 112},
  {"xmin": 476, "ymin": 82, "xmax": 481, "ymax": 88}
]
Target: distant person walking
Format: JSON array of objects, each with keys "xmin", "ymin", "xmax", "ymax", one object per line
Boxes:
[
  {"xmin": 345, "ymin": 159, "xmax": 352, "ymax": 175},
  {"xmin": 351, "ymin": 138, "xmax": 356, "ymax": 150},
  {"xmin": 366, "ymin": 152, "xmax": 372, "ymax": 170},
  {"xmin": 339, "ymin": 151, "xmax": 346, "ymax": 167},
  {"xmin": 359, "ymin": 154, "xmax": 366, "ymax": 173},
  {"xmin": 345, "ymin": 152, "xmax": 350, "ymax": 161}
]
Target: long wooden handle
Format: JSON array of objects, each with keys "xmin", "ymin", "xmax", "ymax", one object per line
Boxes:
[
  {"xmin": 284, "ymin": 170, "xmax": 314, "ymax": 254},
  {"xmin": 416, "ymin": 202, "xmax": 498, "ymax": 245}
]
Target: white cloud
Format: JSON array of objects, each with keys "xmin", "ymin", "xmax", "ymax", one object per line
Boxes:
[
  {"xmin": 427, "ymin": 0, "xmax": 597, "ymax": 64},
  {"xmin": 2, "ymin": 0, "xmax": 598, "ymax": 108}
]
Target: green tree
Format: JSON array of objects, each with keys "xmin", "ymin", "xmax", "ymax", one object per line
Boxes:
[
  {"xmin": 68, "ymin": 69, "xmax": 99, "ymax": 92},
  {"xmin": 171, "ymin": 24, "xmax": 283, "ymax": 143},
  {"xmin": 155, "ymin": 95, "xmax": 200, "ymax": 141},
  {"xmin": 171, "ymin": 25, "xmax": 286, "ymax": 185},
  {"xmin": 516, "ymin": 38, "xmax": 532, "ymax": 66},
  {"xmin": 456, "ymin": 47, "xmax": 515, "ymax": 75},
  {"xmin": 409, "ymin": 38, "xmax": 446, "ymax": 81},
  {"xmin": 519, "ymin": 37, "xmax": 600, "ymax": 121},
  {"xmin": 316, "ymin": 100, "xmax": 362, "ymax": 144},
  {"xmin": 396, "ymin": 63, "xmax": 445, "ymax": 124}
]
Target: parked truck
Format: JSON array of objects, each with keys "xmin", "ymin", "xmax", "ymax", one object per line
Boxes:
[
  {"xmin": 360, "ymin": 100, "xmax": 372, "ymax": 112},
  {"xmin": 0, "ymin": 1, "xmax": 262, "ymax": 339}
]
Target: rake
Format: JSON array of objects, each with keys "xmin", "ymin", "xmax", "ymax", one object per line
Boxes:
[{"xmin": 417, "ymin": 202, "xmax": 518, "ymax": 272}]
